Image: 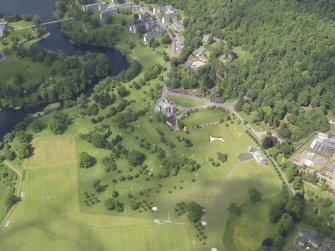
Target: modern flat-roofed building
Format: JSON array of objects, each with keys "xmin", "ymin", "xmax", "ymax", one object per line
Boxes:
[
  {"xmin": 100, "ymin": 6, "xmax": 118, "ymax": 19},
  {"xmin": 247, "ymin": 146, "xmax": 268, "ymax": 165},
  {"xmin": 195, "ymin": 46, "xmax": 207, "ymax": 60},
  {"xmin": 129, "ymin": 23, "xmax": 145, "ymax": 33},
  {"xmin": 143, "ymin": 30, "xmax": 163, "ymax": 44},
  {"xmin": 296, "ymin": 229, "xmax": 320, "ymax": 249},
  {"xmin": 83, "ymin": 2, "xmax": 106, "ymax": 12},
  {"xmin": 162, "ymin": 9, "xmax": 178, "ymax": 24},
  {"xmin": 153, "ymin": 5, "xmax": 174, "ymax": 15},
  {"xmin": 310, "ymin": 133, "xmax": 335, "ymax": 158}
]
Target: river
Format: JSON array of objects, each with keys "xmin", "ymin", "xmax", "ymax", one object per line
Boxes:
[{"xmin": 0, "ymin": 0, "xmax": 129, "ymax": 139}]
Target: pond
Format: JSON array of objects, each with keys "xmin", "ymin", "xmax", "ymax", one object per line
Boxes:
[{"xmin": 0, "ymin": 0, "xmax": 129, "ymax": 139}]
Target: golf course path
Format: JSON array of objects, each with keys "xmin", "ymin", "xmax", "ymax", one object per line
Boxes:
[{"xmin": 0, "ymin": 161, "xmax": 23, "ymax": 230}]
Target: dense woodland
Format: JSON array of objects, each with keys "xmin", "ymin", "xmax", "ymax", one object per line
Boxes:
[
  {"xmin": 0, "ymin": 46, "xmax": 111, "ymax": 108},
  {"xmin": 143, "ymin": 0, "xmax": 335, "ymax": 141}
]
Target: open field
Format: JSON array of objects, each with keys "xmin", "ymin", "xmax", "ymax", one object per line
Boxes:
[
  {"xmin": 0, "ymin": 161, "xmax": 195, "ymax": 251},
  {"xmin": 183, "ymin": 108, "xmax": 228, "ymax": 128},
  {"xmin": 0, "ymin": 115, "xmax": 282, "ymax": 251},
  {"xmin": 168, "ymin": 94, "xmax": 205, "ymax": 107},
  {"xmin": 24, "ymin": 136, "xmax": 76, "ymax": 169},
  {"xmin": 70, "ymin": 111, "xmax": 283, "ymax": 250},
  {"xmin": 223, "ymin": 197, "xmax": 279, "ymax": 251}
]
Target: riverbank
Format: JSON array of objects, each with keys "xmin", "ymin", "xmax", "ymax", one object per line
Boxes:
[{"xmin": 0, "ymin": 5, "xmax": 133, "ymax": 138}]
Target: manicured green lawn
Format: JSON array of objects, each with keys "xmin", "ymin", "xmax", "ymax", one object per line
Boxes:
[
  {"xmin": 168, "ymin": 94, "xmax": 205, "ymax": 107},
  {"xmin": 223, "ymin": 197, "xmax": 280, "ymax": 251},
  {"xmin": 1, "ymin": 118, "xmax": 281, "ymax": 251},
  {"xmin": 73, "ymin": 114, "xmax": 281, "ymax": 250},
  {"xmin": 0, "ymin": 162, "xmax": 195, "ymax": 251},
  {"xmin": 183, "ymin": 108, "xmax": 228, "ymax": 128},
  {"xmin": 0, "ymin": 21, "xmax": 32, "ymax": 50},
  {"xmin": 24, "ymin": 136, "xmax": 76, "ymax": 169}
]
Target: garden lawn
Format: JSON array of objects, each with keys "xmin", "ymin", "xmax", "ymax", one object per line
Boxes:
[
  {"xmin": 168, "ymin": 94, "xmax": 205, "ymax": 107},
  {"xmin": 223, "ymin": 197, "xmax": 280, "ymax": 251},
  {"xmin": 183, "ymin": 108, "xmax": 228, "ymax": 128},
  {"xmin": 24, "ymin": 136, "xmax": 76, "ymax": 169}
]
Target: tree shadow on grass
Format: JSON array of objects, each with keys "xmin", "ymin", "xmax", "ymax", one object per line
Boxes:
[{"xmin": 0, "ymin": 200, "xmax": 106, "ymax": 251}]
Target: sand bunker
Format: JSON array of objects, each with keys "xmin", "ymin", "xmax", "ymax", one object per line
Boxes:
[{"xmin": 209, "ymin": 136, "xmax": 224, "ymax": 142}]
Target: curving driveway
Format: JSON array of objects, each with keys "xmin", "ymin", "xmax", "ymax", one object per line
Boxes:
[{"xmin": 163, "ymin": 89, "xmax": 296, "ymax": 194}]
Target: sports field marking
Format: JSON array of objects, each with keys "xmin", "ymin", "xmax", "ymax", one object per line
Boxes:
[{"xmin": 25, "ymin": 136, "xmax": 76, "ymax": 169}]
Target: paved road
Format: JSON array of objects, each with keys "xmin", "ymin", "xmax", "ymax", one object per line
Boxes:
[
  {"xmin": 140, "ymin": 5, "xmax": 182, "ymax": 58},
  {"xmin": 167, "ymin": 28, "xmax": 182, "ymax": 57},
  {"xmin": 164, "ymin": 90, "xmax": 296, "ymax": 194},
  {"xmin": 172, "ymin": 30, "xmax": 182, "ymax": 56},
  {"xmin": 4, "ymin": 161, "xmax": 22, "ymax": 182},
  {"xmin": 165, "ymin": 90, "xmax": 267, "ymax": 137},
  {"xmin": 3, "ymin": 161, "xmax": 23, "ymax": 197},
  {"xmin": 268, "ymin": 156, "xmax": 296, "ymax": 194}
]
